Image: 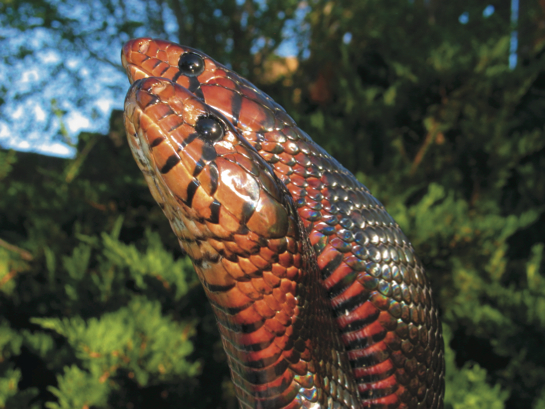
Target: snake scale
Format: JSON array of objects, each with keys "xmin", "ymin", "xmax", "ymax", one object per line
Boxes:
[{"xmin": 121, "ymin": 38, "xmax": 445, "ymax": 409}]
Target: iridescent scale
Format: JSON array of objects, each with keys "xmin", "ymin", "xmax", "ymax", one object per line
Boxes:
[{"xmin": 122, "ymin": 38, "xmax": 445, "ymax": 409}]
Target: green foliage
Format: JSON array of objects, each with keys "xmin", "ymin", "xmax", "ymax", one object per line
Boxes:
[
  {"xmin": 34, "ymin": 296, "xmax": 199, "ymax": 409},
  {"xmin": 0, "ymin": 131, "xmax": 232, "ymax": 408},
  {"xmin": 274, "ymin": 1, "xmax": 545, "ymax": 407},
  {"xmin": 98, "ymin": 229, "xmax": 195, "ymax": 301},
  {"xmin": 443, "ymin": 325, "xmax": 508, "ymax": 409},
  {"xmin": 46, "ymin": 365, "xmax": 110, "ymax": 409},
  {"xmin": 0, "ymin": 325, "xmax": 24, "ymax": 409}
]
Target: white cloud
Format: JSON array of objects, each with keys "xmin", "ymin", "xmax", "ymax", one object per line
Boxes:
[
  {"xmin": 35, "ymin": 105, "xmax": 46, "ymax": 121},
  {"xmin": 35, "ymin": 141, "xmax": 76, "ymax": 157},
  {"xmin": 41, "ymin": 50, "xmax": 60, "ymax": 63},
  {"xmin": 12, "ymin": 106, "xmax": 24, "ymax": 120},
  {"xmin": 21, "ymin": 69, "xmax": 39, "ymax": 83},
  {"xmin": 96, "ymin": 98, "xmax": 112, "ymax": 114},
  {"xmin": 0, "ymin": 135, "xmax": 75, "ymax": 158},
  {"xmin": 66, "ymin": 112, "xmax": 91, "ymax": 133}
]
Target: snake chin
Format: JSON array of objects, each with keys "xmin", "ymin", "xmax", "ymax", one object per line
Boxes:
[{"xmin": 122, "ymin": 62, "xmax": 147, "ymax": 84}]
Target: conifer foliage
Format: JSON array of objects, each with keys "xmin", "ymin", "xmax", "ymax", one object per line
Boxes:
[
  {"xmin": 0, "ymin": 132, "xmax": 234, "ymax": 408},
  {"xmin": 277, "ymin": 1, "xmax": 545, "ymax": 408},
  {"xmin": 1, "ymin": 1, "xmax": 545, "ymax": 408}
]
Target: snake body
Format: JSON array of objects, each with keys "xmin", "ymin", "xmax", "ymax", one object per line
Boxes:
[{"xmin": 122, "ymin": 38, "xmax": 444, "ymax": 409}]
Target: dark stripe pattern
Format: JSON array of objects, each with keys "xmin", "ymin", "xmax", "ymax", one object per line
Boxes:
[
  {"xmin": 122, "ymin": 38, "xmax": 445, "ymax": 409},
  {"xmin": 123, "ymin": 77, "xmax": 361, "ymax": 409}
]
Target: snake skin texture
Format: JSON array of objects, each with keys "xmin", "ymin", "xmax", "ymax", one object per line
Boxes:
[
  {"xmin": 122, "ymin": 38, "xmax": 445, "ymax": 409},
  {"xmin": 124, "ymin": 77, "xmax": 360, "ymax": 409}
]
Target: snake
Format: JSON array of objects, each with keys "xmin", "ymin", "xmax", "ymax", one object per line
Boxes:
[{"xmin": 121, "ymin": 38, "xmax": 445, "ymax": 409}]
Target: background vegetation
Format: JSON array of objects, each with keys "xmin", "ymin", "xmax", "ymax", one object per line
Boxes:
[{"xmin": 1, "ymin": 0, "xmax": 544, "ymax": 408}]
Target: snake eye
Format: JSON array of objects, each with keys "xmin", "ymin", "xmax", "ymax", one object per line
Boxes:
[
  {"xmin": 178, "ymin": 52, "xmax": 205, "ymax": 77},
  {"xmin": 195, "ymin": 116, "xmax": 224, "ymax": 142}
]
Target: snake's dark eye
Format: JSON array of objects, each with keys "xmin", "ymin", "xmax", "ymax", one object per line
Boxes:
[
  {"xmin": 195, "ymin": 116, "xmax": 224, "ymax": 142},
  {"xmin": 178, "ymin": 52, "xmax": 205, "ymax": 77}
]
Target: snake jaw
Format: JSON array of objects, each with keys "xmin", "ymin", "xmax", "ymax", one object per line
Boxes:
[
  {"xmin": 122, "ymin": 38, "xmax": 168, "ymax": 84},
  {"xmin": 123, "ymin": 62, "xmax": 153, "ymax": 85}
]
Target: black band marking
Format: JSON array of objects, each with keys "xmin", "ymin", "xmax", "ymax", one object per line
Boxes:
[
  {"xmin": 209, "ymin": 200, "xmax": 220, "ymax": 224},
  {"xmin": 149, "ymin": 136, "xmax": 165, "ymax": 148},
  {"xmin": 159, "ymin": 65, "xmax": 169, "ymax": 76},
  {"xmin": 231, "ymin": 92, "xmax": 242, "ymax": 126},
  {"xmin": 188, "ymin": 77, "xmax": 204, "ymax": 100},
  {"xmin": 321, "ymin": 253, "xmax": 343, "ymax": 279},
  {"xmin": 201, "ymin": 143, "xmax": 217, "ymax": 161},
  {"xmin": 241, "ymin": 200, "xmax": 257, "ymax": 223},
  {"xmin": 327, "ymin": 269, "xmax": 358, "ymax": 298},
  {"xmin": 143, "ymin": 95, "xmax": 160, "ymax": 108},
  {"xmin": 204, "ymin": 281, "xmax": 236, "ymax": 292},
  {"xmin": 180, "ymin": 132, "xmax": 199, "ymax": 149},
  {"xmin": 193, "ymin": 159, "xmax": 205, "ymax": 176},
  {"xmin": 172, "ymin": 71, "xmax": 182, "ymax": 84},
  {"xmin": 159, "ymin": 107, "xmax": 175, "ymax": 120},
  {"xmin": 160, "ymin": 154, "xmax": 180, "ymax": 174},
  {"xmin": 185, "ymin": 179, "xmax": 200, "ymax": 207},
  {"xmin": 340, "ymin": 310, "xmax": 380, "ymax": 334},
  {"xmin": 208, "ymin": 162, "xmax": 219, "ymax": 195},
  {"xmin": 333, "ymin": 290, "xmax": 371, "ymax": 317}
]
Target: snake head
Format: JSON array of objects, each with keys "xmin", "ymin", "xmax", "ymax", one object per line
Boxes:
[
  {"xmin": 124, "ymin": 76, "xmax": 292, "ymax": 243},
  {"xmin": 122, "ymin": 39, "xmax": 444, "ymax": 409},
  {"xmin": 121, "ymin": 38, "xmax": 296, "ymax": 135},
  {"xmin": 123, "ymin": 75, "xmax": 364, "ymax": 409},
  {"xmin": 122, "ymin": 37, "xmax": 219, "ymax": 87}
]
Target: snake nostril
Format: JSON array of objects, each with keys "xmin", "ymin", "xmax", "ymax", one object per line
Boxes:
[
  {"xmin": 137, "ymin": 38, "xmax": 150, "ymax": 54},
  {"xmin": 137, "ymin": 78, "xmax": 168, "ymax": 96},
  {"xmin": 148, "ymin": 79, "xmax": 167, "ymax": 95}
]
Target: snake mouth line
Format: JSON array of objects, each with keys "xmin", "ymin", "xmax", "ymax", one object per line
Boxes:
[{"xmin": 122, "ymin": 63, "xmax": 147, "ymax": 84}]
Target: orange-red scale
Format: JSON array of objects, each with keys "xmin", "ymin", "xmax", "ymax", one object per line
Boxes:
[
  {"xmin": 122, "ymin": 38, "xmax": 445, "ymax": 409},
  {"xmin": 124, "ymin": 77, "xmax": 361, "ymax": 409}
]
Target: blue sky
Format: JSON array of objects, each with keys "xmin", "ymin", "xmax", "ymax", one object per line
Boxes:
[
  {"xmin": 0, "ymin": 2, "xmax": 518, "ymax": 158},
  {"xmin": 0, "ymin": 1, "xmax": 310, "ymax": 158}
]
